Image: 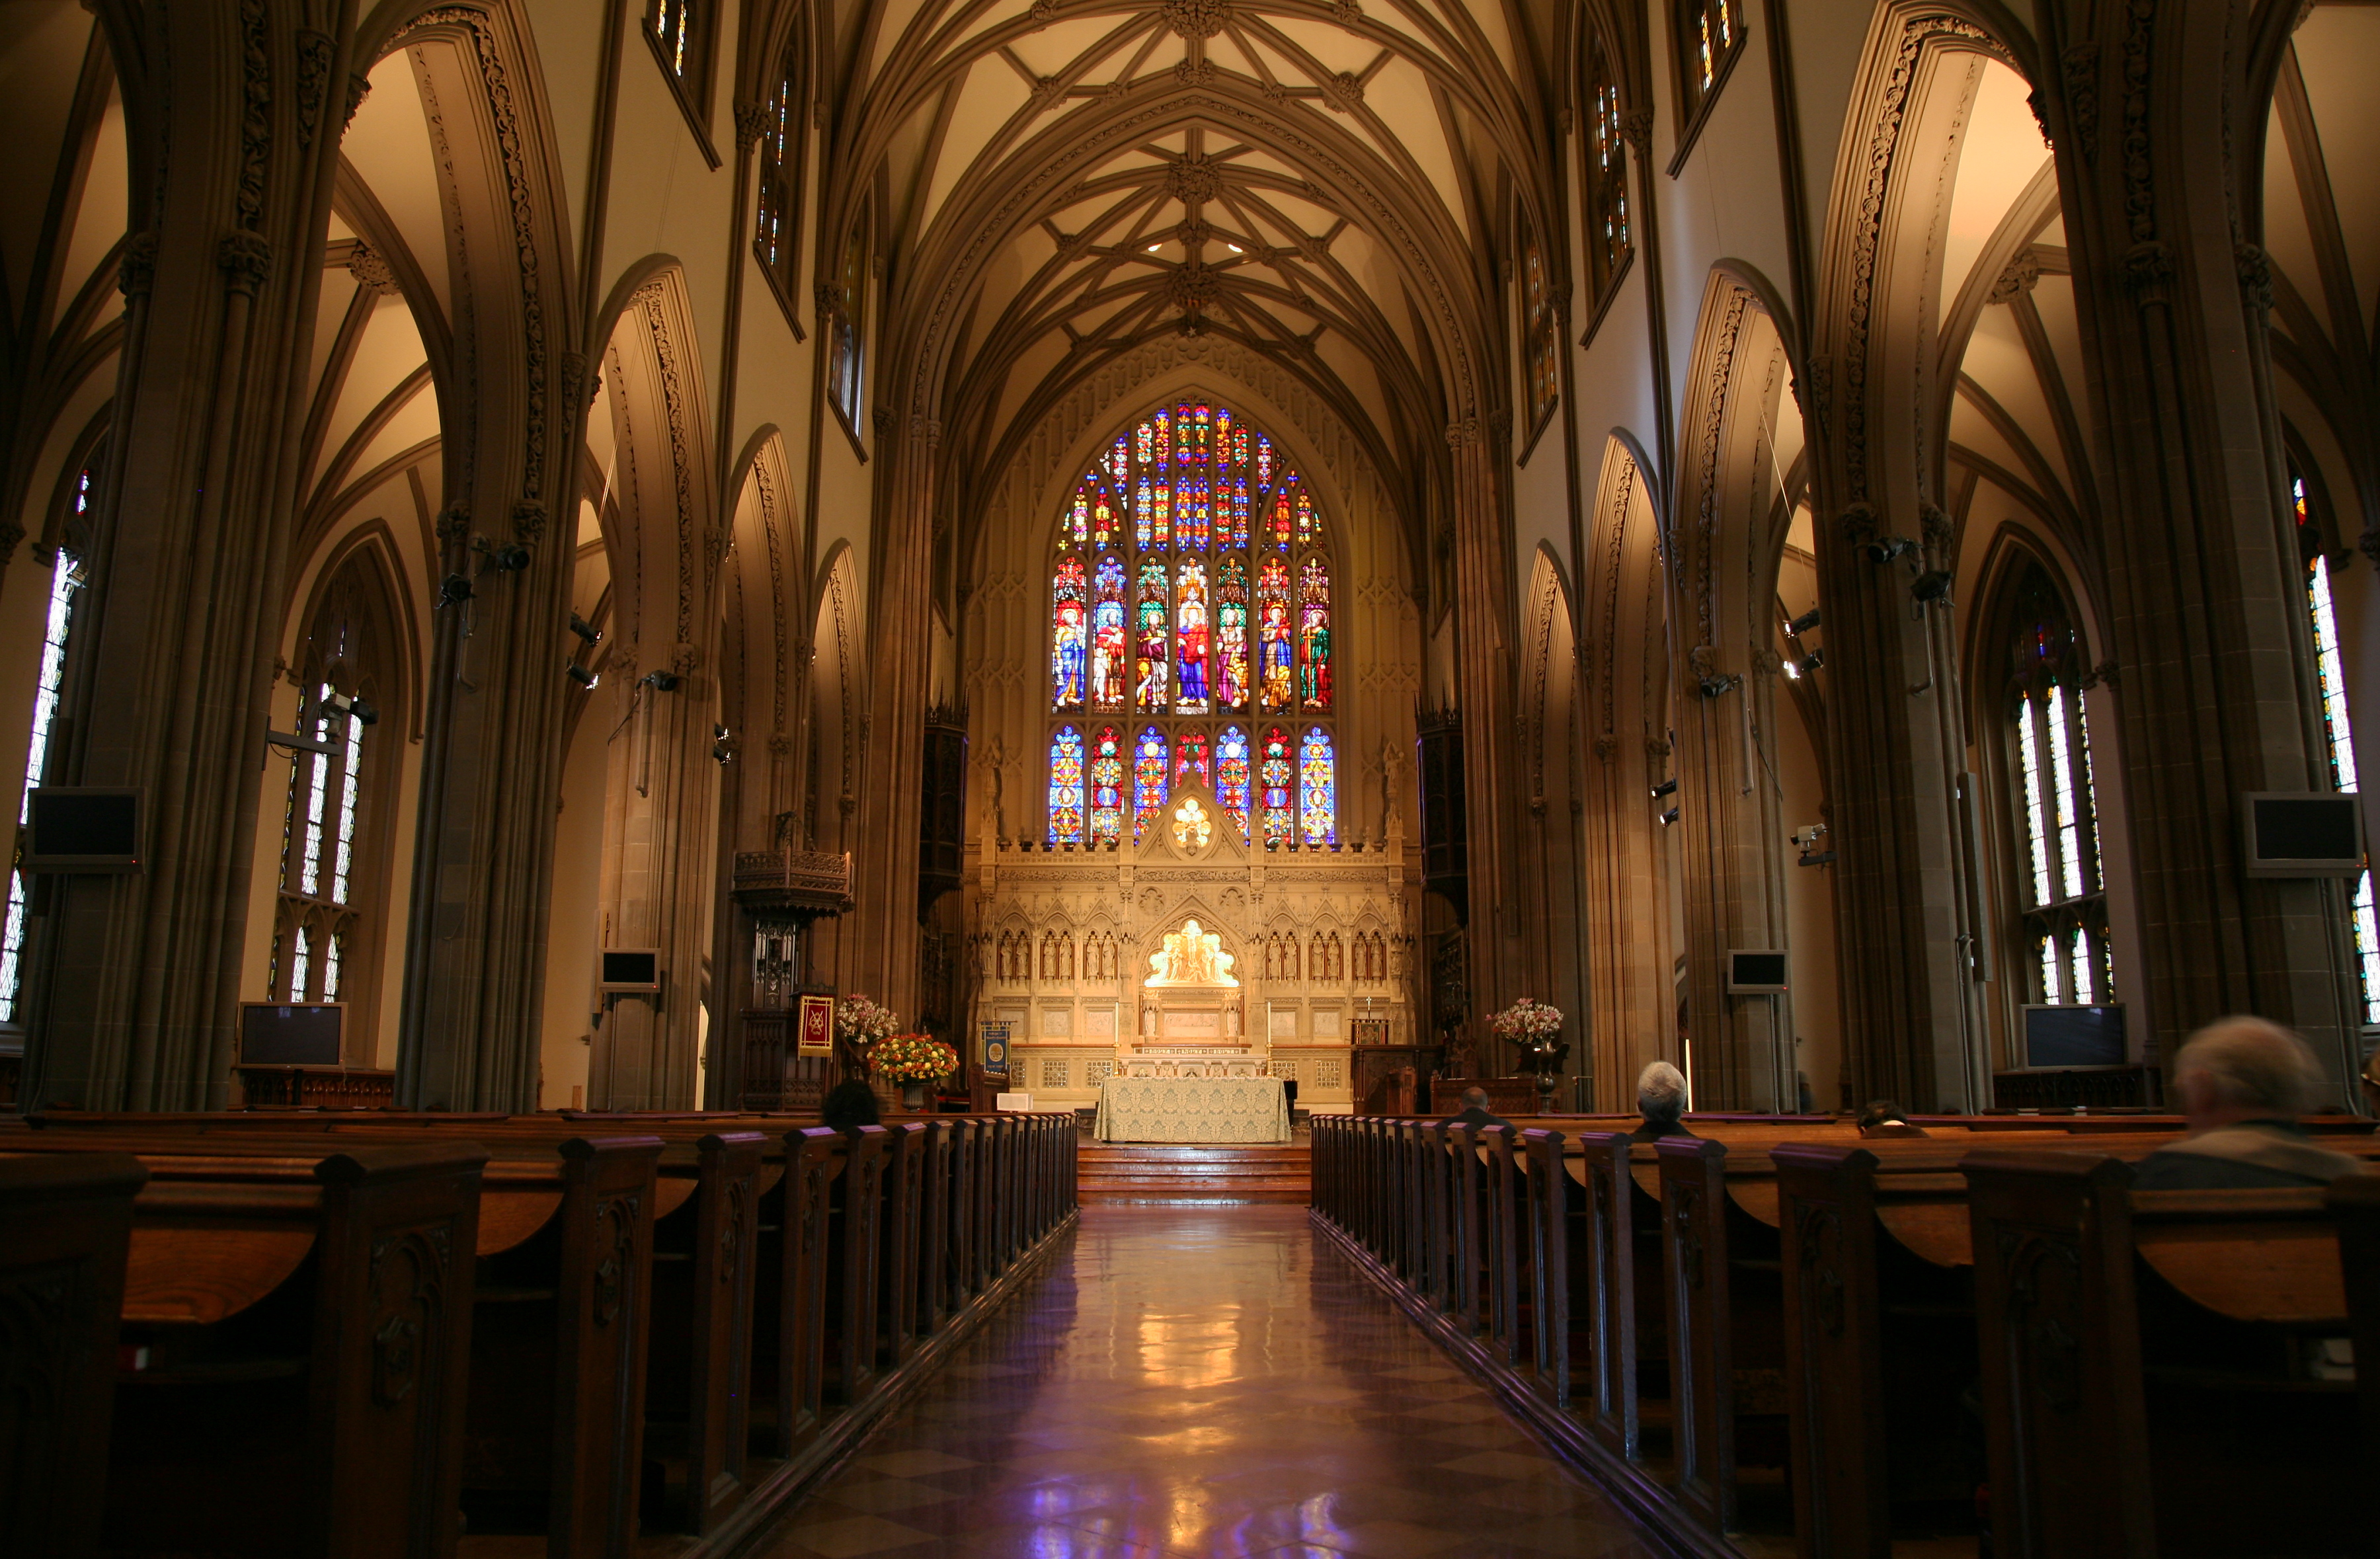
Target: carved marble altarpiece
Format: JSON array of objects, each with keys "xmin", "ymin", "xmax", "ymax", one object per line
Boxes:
[{"xmin": 963, "ymin": 784, "xmax": 1418, "ymax": 1109}]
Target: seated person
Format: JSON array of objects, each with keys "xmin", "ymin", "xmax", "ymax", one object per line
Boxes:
[
  {"xmin": 2131, "ymin": 1016, "xmax": 2365, "ymax": 1189},
  {"xmin": 1856, "ymin": 1099, "xmax": 1930, "ymax": 1139},
  {"xmin": 821, "ymin": 1078, "xmax": 881, "ymax": 1131},
  {"xmin": 1631, "ymin": 1060, "xmax": 1696, "ymax": 1141},
  {"xmin": 1443, "ymin": 1086, "xmax": 1510, "ymax": 1130}
]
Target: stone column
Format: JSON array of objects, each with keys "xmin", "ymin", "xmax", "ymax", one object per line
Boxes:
[
  {"xmin": 1444, "ymin": 419, "xmax": 1521, "ymax": 1028},
  {"xmin": 847, "ymin": 414, "xmax": 941, "ymax": 1017},
  {"xmin": 24, "ymin": 2, "xmax": 364, "ymax": 1110},
  {"xmin": 2026, "ymin": 0, "xmax": 2362, "ymax": 1088}
]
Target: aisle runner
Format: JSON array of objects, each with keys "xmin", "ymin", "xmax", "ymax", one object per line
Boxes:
[{"xmin": 1093, "ymin": 1075, "xmax": 1290, "ymax": 1142}]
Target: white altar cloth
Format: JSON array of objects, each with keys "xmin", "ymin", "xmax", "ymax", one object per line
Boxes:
[{"xmin": 1093, "ymin": 1076, "xmax": 1290, "ymax": 1143}]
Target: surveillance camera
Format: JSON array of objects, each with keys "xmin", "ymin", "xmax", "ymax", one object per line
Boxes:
[
  {"xmin": 569, "ymin": 613, "xmax": 602, "ymax": 644},
  {"xmin": 1911, "ymin": 569, "xmax": 1954, "ymax": 604},
  {"xmin": 1864, "ymin": 536, "xmax": 1916, "ymax": 566},
  {"xmin": 1787, "ymin": 608, "xmax": 1822, "ymax": 636}
]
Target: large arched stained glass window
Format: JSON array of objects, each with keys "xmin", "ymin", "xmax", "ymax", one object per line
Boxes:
[
  {"xmin": 1049, "ymin": 399, "xmax": 1335, "ymax": 844},
  {"xmin": 2000, "ymin": 562, "xmax": 2110, "ymax": 1006}
]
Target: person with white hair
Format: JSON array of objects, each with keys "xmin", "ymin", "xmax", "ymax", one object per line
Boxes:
[
  {"xmin": 2131, "ymin": 1016, "xmax": 2365, "ymax": 1189},
  {"xmin": 1631, "ymin": 1059, "xmax": 1695, "ymax": 1142}
]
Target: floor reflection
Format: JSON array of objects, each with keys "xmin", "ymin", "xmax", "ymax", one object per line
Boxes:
[{"xmin": 755, "ymin": 1205, "xmax": 1659, "ymax": 1558}]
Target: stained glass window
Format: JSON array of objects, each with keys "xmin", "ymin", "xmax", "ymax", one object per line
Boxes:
[
  {"xmin": 1049, "ymin": 399, "xmax": 1333, "ymax": 843},
  {"xmin": 649, "ymin": 0, "xmax": 703, "ymax": 81},
  {"xmin": 1051, "ymin": 557, "xmax": 1087, "ymax": 710},
  {"xmin": 0, "ymin": 529, "xmax": 85, "ymax": 1022},
  {"xmin": 1298, "ymin": 558, "xmax": 1331, "ymax": 711},
  {"xmin": 1091, "ymin": 557, "xmax": 1127, "ymax": 711},
  {"xmin": 1677, "ymin": 0, "xmax": 1739, "ymax": 111},
  {"xmin": 2297, "ymin": 474, "xmax": 2380, "ymax": 1022},
  {"xmin": 1175, "ymin": 557, "xmax": 1210, "ymax": 714},
  {"xmin": 1260, "ymin": 727, "xmax": 1296, "ymax": 846},
  {"xmin": 1585, "ymin": 38, "xmax": 1631, "ymax": 302},
  {"xmin": 1218, "ymin": 726, "xmax": 1252, "ymax": 838},
  {"xmin": 1047, "ymin": 727, "xmax": 1085, "ymax": 844},
  {"xmin": 2003, "ymin": 561, "xmax": 2109, "ymax": 1006},
  {"xmin": 1300, "ymin": 727, "xmax": 1336, "ymax": 846},
  {"xmin": 1132, "ymin": 727, "xmax": 1170, "ymax": 840},
  {"xmin": 1088, "ymin": 726, "xmax": 1125, "ymax": 845},
  {"xmin": 1257, "ymin": 557, "xmax": 1294, "ymax": 713},
  {"xmin": 1175, "ymin": 729, "xmax": 1212, "ymax": 790},
  {"xmin": 1134, "ymin": 560, "xmax": 1170, "ymax": 711},
  {"xmin": 754, "ymin": 27, "xmax": 806, "ymax": 312},
  {"xmin": 1522, "ymin": 239, "xmax": 1558, "ymax": 432}
]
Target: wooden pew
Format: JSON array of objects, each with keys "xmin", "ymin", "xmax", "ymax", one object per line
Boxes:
[
  {"xmin": 2328, "ymin": 1172, "xmax": 2380, "ymax": 1500},
  {"xmin": 0, "ymin": 1152, "xmax": 147, "ymax": 1559},
  {"xmin": 1964, "ymin": 1150, "xmax": 2368, "ymax": 1558},
  {"xmin": 65, "ymin": 1139, "xmax": 489, "ymax": 1558}
]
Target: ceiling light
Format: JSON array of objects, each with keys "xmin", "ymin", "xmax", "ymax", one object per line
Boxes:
[
  {"xmin": 1226, "ymin": 243, "xmax": 1242, "ymax": 253},
  {"xmin": 1147, "ymin": 243, "xmax": 1164, "ymax": 253}
]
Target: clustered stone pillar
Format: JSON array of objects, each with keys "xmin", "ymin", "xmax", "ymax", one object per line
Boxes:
[
  {"xmin": 2025, "ymin": 0, "xmax": 2362, "ymax": 1087},
  {"xmin": 1445, "ymin": 417, "xmax": 1521, "ymax": 1037},
  {"xmin": 26, "ymin": 2, "xmax": 365, "ymax": 1110}
]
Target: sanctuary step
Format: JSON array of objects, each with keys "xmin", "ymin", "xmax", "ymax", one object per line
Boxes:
[{"xmin": 1078, "ymin": 1139, "xmax": 1310, "ymax": 1203}]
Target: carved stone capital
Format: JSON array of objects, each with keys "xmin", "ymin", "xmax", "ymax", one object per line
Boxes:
[
  {"xmin": 1592, "ymin": 733, "xmax": 1617, "ymax": 762},
  {"xmin": 1644, "ymin": 737, "xmax": 1672, "ymax": 762},
  {"xmin": 1920, "ymin": 502, "xmax": 1954, "ymax": 548},
  {"xmin": 1837, "ymin": 502, "xmax": 1880, "ymax": 549},
  {"xmin": 218, "ymin": 231, "xmax": 273, "ymax": 295},
  {"xmin": 348, "ymin": 243, "xmax": 399, "ymax": 296},
  {"xmin": 434, "ymin": 504, "xmax": 471, "ymax": 543},
  {"xmin": 671, "ymin": 641, "xmax": 702, "ymax": 675},
  {"xmin": 512, "ymin": 500, "xmax": 546, "ymax": 543},
  {"xmin": 118, "ymin": 232, "xmax": 157, "ymax": 299},
  {"xmin": 733, "ymin": 99, "xmax": 767, "ymax": 149},
  {"xmin": 1443, "ymin": 418, "xmax": 1482, "ymax": 448},
  {"xmin": 1987, "ymin": 249, "xmax": 2040, "ymax": 304},
  {"xmin": 1619, "ymin": 110, "xmax": 1653, "ymax": 153},
  {"xmin": 2121, "ymin": 239, "xmax": 2174, "ymax": 298},
  {"xmin": 345, "ymin": 72, "xmax": 374, "ymax": 127},
  {"xmin": 2236, "ymin": 242, "xmax": 2274, "ymax": 314}
]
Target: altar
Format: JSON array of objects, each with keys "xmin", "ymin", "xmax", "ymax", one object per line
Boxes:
[{"xmin": 1093, "ymin": 1075, "xmax": 1290, "ymax": 1143}]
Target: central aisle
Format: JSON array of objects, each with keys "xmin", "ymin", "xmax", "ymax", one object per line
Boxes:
[{"xmin": 757, "ymin": 1207, "xmax": 1657, "ymax": 1558}]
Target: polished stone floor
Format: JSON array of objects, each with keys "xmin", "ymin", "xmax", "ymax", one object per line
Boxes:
[{"xmin": 754, "ymin": 1206, "xmax": 1661, "ymax": 1559}]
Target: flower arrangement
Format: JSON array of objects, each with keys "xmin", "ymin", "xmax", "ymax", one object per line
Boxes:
[
  {"xmin": 1488, "ymin": 998, "xmax": 1564, "ymax": 1043},
  {"xmin": 834, "ymin": 994, "xmax": 898, "ymax": 1047},
  {"xmin": 869, "ymin": 1032, "xmax": 961, "ymax": 1084}
]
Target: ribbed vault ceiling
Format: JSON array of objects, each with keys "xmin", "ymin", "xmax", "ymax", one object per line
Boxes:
[{"xmin": 830, "ymin": 0, "xmax": 1556, "ymax": 551}]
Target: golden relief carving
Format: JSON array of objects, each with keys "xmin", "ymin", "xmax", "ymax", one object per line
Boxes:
[{"xmin": 1146, "ymin": 918, "xmax": 1238, "ymax": 987}]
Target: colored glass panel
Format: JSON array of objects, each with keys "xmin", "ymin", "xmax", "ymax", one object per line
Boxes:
[
  {"xmin": 1090, "ymin": 556, "xmax": 1128, "ymax": 711},
  {"xmin": 1179, "ymin": 472, "xmax": 1209, "ymax": 550},
  {"xmin": 1259, "ymin": 727, "xmax": 1295, "ymax": 846},
  {"xmin": 1134, "ymin": 560, "xmax": 1171, "ymax": 711},
  {"xmin": 1216, "ymin": 557, "xmax": 1250, "ymax": 711},
  {"xmin": 1256, "ymin": 557, "xmax": 1294, "ymax": 712},
  {"xmin": 1068, "ymin": 491, "xmax": 1088, "ymax": 545},
  {"xmin": 1176, "ymin": 729, "xmax": 1211, "ymax": 790},
  {"xmin": 1296, "ymin": 489, "xmax": 1320, "ymax": 546},
  {"xmin": 1090, "ymin": 487, "xmax": 1120, "ymax": 548},
  {"xmin": 1175, "ymin": 557, "xmax": 1211, "ymax": 713},
  {"xmin": 1222, "ymin": 477, "xmax": 1249, "ymax": 547},
  {"xmin": 1299, "ymin": 727, "xmax": 1335, "ymax": 846},
  {"xmin": 1088, "ymin": 726, "xmax": 1125, "ymax": 845},
  {"xmin": 1269, "ymin": 487, "xmax": 1293, "ymax": 550},
  {"xmin": 2300, "ymin": 476, "xmax": 2380, "ymax": 1021},
  {"xmin": 1049, "ymin": 727, "xmax": 1086, "ymax": 844},
  {"xmin": 1051, "ymin": 557, "xmax": 1087, "ymax": 710},
  {"xmin": 1132, "ymin": 726, "xmax": 1169, "ymax": 841},
  {"xmin": 1298, "ymin": 557, "xmax": 1332, "ymax": 711},
  {"xmin": 1217, "ymin": 727, "xmax": 1251, "ymax": 840}
]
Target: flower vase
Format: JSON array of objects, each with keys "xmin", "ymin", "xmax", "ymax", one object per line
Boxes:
[
  {"xmin": 901, "ymin": 1081, "xmax": 928, "ymax": 1112},
  {"xmin": 1534, "ymin": 1071, "xmax": 1558, "ymax": 1112}
]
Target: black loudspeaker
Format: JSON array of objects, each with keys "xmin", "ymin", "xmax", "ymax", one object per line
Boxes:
[
  {"xmin": 21, "ymin": 787, "xmax": 141, "ymax": 871},
  {"xmin": 239, "ymin": 1002, "xmax": 344, "ymax": 1066},
  {"xmin": 2241, "ymin": 793, "xmax": 2365, "ymax": 877}
]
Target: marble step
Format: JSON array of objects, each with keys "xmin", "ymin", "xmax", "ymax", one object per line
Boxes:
[{"xmin": 1078, "ymin": 1142, "xmax": 1312, "ymax": 1203}]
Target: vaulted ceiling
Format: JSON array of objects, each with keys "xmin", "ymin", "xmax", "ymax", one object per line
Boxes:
[{"xmin": 826, "ymin": 0, "xmax": 1560, "ymax": 549}]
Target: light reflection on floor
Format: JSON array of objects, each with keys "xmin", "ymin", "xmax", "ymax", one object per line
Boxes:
[{"xmin": 755, "ymin": 1205, "xmax": 1659, "ymax": 1558}]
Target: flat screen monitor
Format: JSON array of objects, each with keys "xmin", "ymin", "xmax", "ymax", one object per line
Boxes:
[
  {"xmin": 2022, "ymin": 1004, "xmax": 2127, "ymax": 1068},
  {"xmin": 2241, "ymin": 793, "xmax": 2364, "ymax": 877},
  {"xmin": 600, "ymin": 948, "xmax": 662, "ymax": 993},
  {"xmin": 1726, "ymin": 950, "xmax": 1789, "ymax": 994},
  {"xmin": 22, "ymin": 787, "xmax": 141, "ymax": 871},
  {"xmin": 239, "ymin": 1002, "xmax": 344, "ymax": 1066}
]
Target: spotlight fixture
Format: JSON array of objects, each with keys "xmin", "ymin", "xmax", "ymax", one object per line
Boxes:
[
  {"xmin": 1659, "ymin": 806, "xmax": 1681, "ymax": 827},
  {"xmin": 569, "ymin": 613, "xmax": 602, "ymax": 644},
  {"xmin": 329, "ymin": 692, "xmax": 380, "ymax": 727},
  {"xmin": 1864, "ymin": 536, "xmax": 1916, "ymax": 566},
  {"xmin": 640, "ymin": 669, "xmax": 682, "ymax": 693},
  {"xmin": 1787, "ymin": 608, "xmax": 1822, "ymax": 635},
  {"xmin": 1794, "ymin": 650, "xmax": 1825, "ymax": 676},
  {"xmin": 437, "ymin": 573, "xmax": 473, "ymax": 608},
  {"xmin": 567, "ymin": 662, "xmax": 597, "ymax": 687},
  {"xmin": 491, "ymin": 543, "xmax": 530, "ymax": 572},
  {"xmin": 1650, "ymin": 778, "xmax": 1679, "ymax": 799},
  {"xmin": 712, "ymin": 725, "xmax": 735, "ymax": 766},
  {"xmin": 1698, "ymin": 672, "xmax": 1741, "ymax": 700},
  {"xmin": 1911, "ymin": 569, "xmax": 1954, "ymax": 604}
]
